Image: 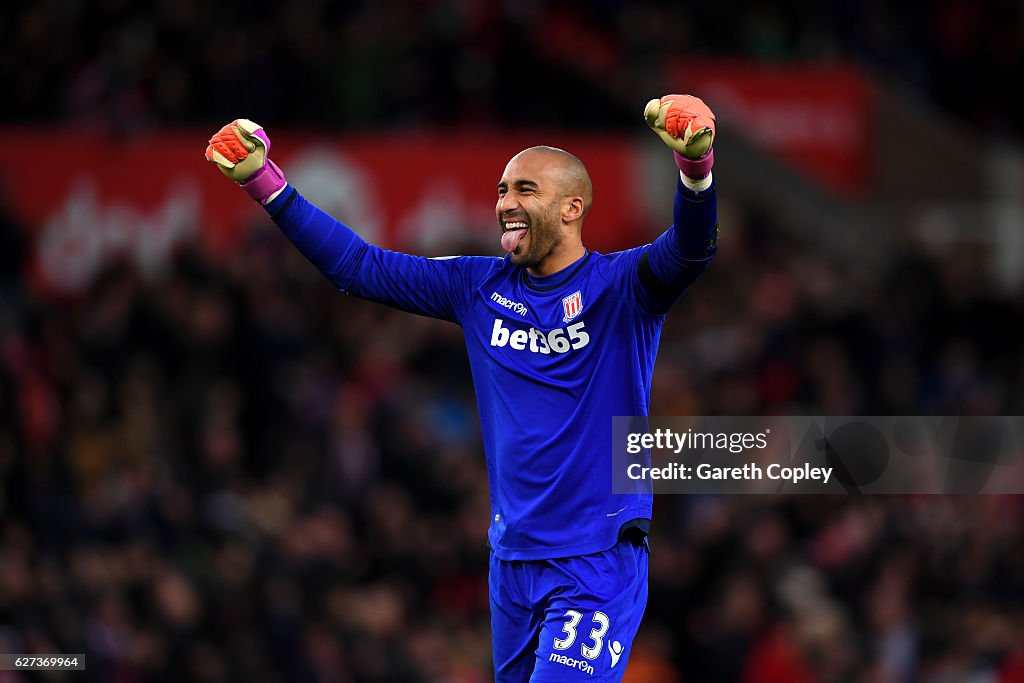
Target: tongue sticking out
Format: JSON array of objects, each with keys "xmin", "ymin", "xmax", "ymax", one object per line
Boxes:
[{"xmin": 501, "ymin": 228, "xmax": 527, "ymax": 254}]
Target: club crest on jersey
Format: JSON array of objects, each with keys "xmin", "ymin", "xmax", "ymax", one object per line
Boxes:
[{"xmin": 562, "ymin": 290, "xmax": 583, "ymax": 323}]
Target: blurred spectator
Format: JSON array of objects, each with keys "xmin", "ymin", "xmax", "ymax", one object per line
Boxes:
[{"xmin": 3, "ymin": 0, "xmax": 1021, "ymax": 140}]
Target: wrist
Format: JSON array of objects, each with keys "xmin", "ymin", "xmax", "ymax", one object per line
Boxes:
[
  {"xmin": 680, "ymin": 171, "xmax": 712, "ymax": 193},
  {"xmin": 240, "ymin": 159, "xmax": 287, "ymax": 205},
  {"xmin": 673, "ymin": 148, "xmax": 714, "ymax": 181}
]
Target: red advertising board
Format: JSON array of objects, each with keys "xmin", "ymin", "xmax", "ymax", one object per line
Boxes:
[
  {"xmin": 670, "ymin": 60, "xmax": 872, "ymax": 196},
  {"xmin": 0, "ymin": 130, "xmax": 646, "ymax": 295}
]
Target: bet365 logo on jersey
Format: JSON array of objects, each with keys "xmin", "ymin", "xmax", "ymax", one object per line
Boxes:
[{"xmin": 490, "ymin": 319, "xmax": 590, "ymax": 354}]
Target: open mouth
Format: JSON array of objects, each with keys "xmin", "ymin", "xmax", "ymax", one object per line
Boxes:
[{"xmin": 501, "ymin": 220, "xmax": 529, "ymax": 253}]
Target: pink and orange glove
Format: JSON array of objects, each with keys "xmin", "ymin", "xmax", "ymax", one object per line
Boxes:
[
  {"xmin": 204, "ymin": 119, "xmax": 287, "ymax": 205},
  {"xmin": 644, "ymin": 94, "xmax": 716, "ymax": 179}
]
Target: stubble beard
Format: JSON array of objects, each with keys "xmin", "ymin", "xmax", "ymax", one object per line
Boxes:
[{"xmin": 510, "ymin": 207, "xmax": 561, "ymax": 270}]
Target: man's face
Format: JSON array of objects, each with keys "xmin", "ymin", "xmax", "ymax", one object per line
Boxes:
[{"xmin": 496, "ymin": 152, "xmax": 566, "ymax": 270}]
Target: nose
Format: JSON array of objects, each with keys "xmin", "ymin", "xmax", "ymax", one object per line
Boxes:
[{"xmin": 496, "ymin": 192, "xmax": 519, "ymax": 215}]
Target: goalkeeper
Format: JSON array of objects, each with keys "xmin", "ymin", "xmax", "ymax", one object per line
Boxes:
[{"xmin": 206, "ymin": 94, "xmax": 718, "ymax": 682}]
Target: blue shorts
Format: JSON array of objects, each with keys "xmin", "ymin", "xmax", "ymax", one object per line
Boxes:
[{"xmin": 489, "ymin": 537, "xmax": 649, "ymax": 682}]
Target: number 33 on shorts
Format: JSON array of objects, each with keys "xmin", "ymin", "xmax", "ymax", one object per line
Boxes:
[
  {"xmin": 517, "ymin": 538, "xmax": 648, "ymax": 681},
  {"xmin": 553, "ymin": 610, "xmax": 615, "ymax": 664},
  {"xmin": 537, "ymin": 594, "xmax": 642, "ymax": 681}
]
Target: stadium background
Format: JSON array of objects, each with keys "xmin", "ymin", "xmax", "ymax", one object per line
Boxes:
[{"xmin": 1, "ymin": 1, "xmax": 1023, "ymax": 681}]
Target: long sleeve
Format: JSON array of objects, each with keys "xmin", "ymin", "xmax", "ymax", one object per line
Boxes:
[
  {"xmin": 638, "ymin": 177, "xmax": 718, "ymax": 314},
  {"xmin": 265, "ymin": 185, "xmax": 488, "ymax": 323}
]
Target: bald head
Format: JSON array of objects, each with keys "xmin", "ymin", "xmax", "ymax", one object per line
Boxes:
[
  {"xmin": 513, "ymin": 146, "xmax": 593, "ymax": 217},
  {"xmin": 496, "ymin": 145, "xmax": 592, "ymax": 275}
]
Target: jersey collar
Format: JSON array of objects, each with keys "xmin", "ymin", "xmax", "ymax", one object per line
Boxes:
[{"xmin": 522, "ymin": 251, "xmax": 592, "ymax": 292}]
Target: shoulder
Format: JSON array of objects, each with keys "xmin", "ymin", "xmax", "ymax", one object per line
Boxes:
[
  {"xmin": 427, "ymin": 254, "xmax": 504, "ymax": 265},
  {"xmin": 588, "ymin": 246, "xmax": 651, "ymax": 280},
  {"xmin": 596, "ymin": 246, "xmax": 651, "ymax": 264},
  {"xmin": 428, "ymin": 254, "xmax": 505, "ymax": 276}
]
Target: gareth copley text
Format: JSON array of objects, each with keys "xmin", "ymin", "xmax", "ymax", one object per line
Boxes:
[{"xmin": 627, "ymin": 462, "xmax": 834, "ymax": 484}]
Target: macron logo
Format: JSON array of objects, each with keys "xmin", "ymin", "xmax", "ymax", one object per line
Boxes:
[
  {"xmin": 491, "ymin": 291, "xmax": 528, "ymax": 317},
  {"xmin": 609, "ymin": 640, "xmax": 623, "ymax": 668},
  {"xmin": 548, "ymin": 653, "xmax": 595, "ymax": 675}
]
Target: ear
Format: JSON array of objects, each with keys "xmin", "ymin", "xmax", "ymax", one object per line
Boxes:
[{"xmin": 562, "ymin": 196, "xmax": 585, "ymax": 223}]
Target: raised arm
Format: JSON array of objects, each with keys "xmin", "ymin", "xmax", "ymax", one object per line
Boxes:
[
  {"xmin": 638, "ymin": 95, "xmax": 720, "ymax": 313},
  {"xmin": 204, "ymin": 120, "xmax": 486, "ymax": 323}
]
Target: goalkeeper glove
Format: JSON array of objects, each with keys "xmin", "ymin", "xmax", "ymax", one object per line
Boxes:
[
  {"xmin": 644, "ymin": 94, "xmax": 716, "ymax": 179},
  {"xmin": 205, "ymin": 119, "xmax": 287, "ymax": 205}
]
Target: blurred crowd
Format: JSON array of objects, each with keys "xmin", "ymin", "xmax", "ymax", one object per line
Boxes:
[
  {"xmin": 3, "ymin": 0, "xmax": 1022, "ymax": 138},
  {"xmin": 2, "ymin": 192, "xmax": 1023, "ymax": 681}
]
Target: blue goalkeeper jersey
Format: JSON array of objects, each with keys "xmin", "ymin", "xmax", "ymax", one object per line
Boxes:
[{"xmin": 265, "ymin": 178, "xmax": 717, "ymax": 561}]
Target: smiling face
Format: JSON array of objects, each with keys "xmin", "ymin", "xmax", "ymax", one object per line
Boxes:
[{"xmin": 496, "ymin": 147, "xmax": 592, "ymax": 276}]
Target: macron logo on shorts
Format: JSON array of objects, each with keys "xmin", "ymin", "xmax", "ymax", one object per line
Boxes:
[
  {"xmin": 609, "ymin": 640, "xmax": 623, "ymax": 668},
  {"xmin": 548, "ymin": 653, "xmax": 595, "ymax": 675}
]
